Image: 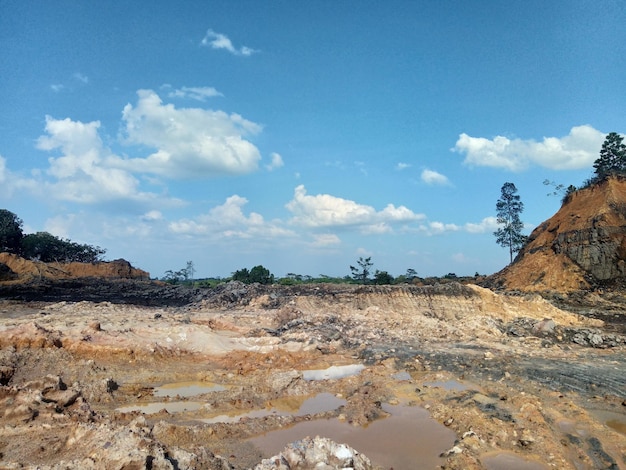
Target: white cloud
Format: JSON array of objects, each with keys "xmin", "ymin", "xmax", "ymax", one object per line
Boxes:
[
  {"xmin": 50, "ymin": 84, "xmax": 64, "ymax": 92},
  {"xmin": 266, "ymin": 152, "xmax": 284, "ymax": 171},
  {"xmin": 141, "ymin": 210, "xmax": 163, "ymax": 221},
  {"xmin": 115, "ymin": 89, "xmax": 262, "ymax": 178},
  {"xmin": 167, "ymin": 86, "xmax": 223, "ymax": 101},
  {"xmin": 35, "ymin": 115, "xmax": 182, "ymax": 207},
  {"xmin": 464, "ymin": 216, "xmax": 499, "ymax": 234},
  {"xmin": 169, "ymin": 195, "xmax": 294, "ymax": 240},
  {"xmin": 311, "ymin": 233, "xmax": 341, "ymax": 247},
  {"xmin": 73, "ymin": 72, "xmax": 89, "ymax": 84},
  {"xmin": 396, "ymin": 162, "xmax": 411, "ymax": 170},
  {"xmin": 454, "ymin": 125, "xmax": 606, "ymax": 171},
  {"xmin": 200, "ymin": 29, "xmax": 256, "ymax": 56},
  {"xmin": 424, "ymin": 221, "xmax": 460, "ymax": 235},
  {"xmin": 286, "ymin": 185, "xmax": 424, "ymax": 232},
  {"xmin": 421, "ymin": 169, "xmax": 450, "ymax": 186}
]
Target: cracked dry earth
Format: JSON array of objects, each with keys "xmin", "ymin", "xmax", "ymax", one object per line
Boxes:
[{"xmin": 0, "ymin": 282, "xmax": 625, "ymax": 469}]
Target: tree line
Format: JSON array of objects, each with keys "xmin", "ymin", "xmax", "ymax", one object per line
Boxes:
[{"xmin": 0, "ymin": 210, "xmax": 106, "ymax": 263}]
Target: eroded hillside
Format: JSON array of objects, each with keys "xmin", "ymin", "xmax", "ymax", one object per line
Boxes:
[{"xmin": 491, "ymin": 177, "xmax": 626, "ymax": 292}]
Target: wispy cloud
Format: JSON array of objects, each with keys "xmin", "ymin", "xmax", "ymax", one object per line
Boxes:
[
  {"xmin": 453, "ymin": 125, "xmax": 605, "ymax": 171},
  {"xmin": 166, "ymin": 86, "xmax": 223, "ymax": 101},
  {"xmin": 396, "ymin": 162, "xmax": 411, "ymax": 170},
  {"xmin": 421, "ymin": 169, "xmax": 451, "ymax": 186},
  {"xmin": 266, "ymin": 152, "xmax": 284, "ymax": 171},
  {"xmin": 200, "ymin": 29, "xmax": 257, "ymax": 56},
  {"xmin": 73, "ymin": 72, "xmax": 89, "ymax": 84}
]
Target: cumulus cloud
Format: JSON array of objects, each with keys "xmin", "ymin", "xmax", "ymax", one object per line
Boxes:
[
  {"xmin": 421, "ymin": 169, "xmax": 451, "ymax": 186},
  {"xmin": 266, "ymin": 152, "xmax": 284, "ymax": 171},
  {"xmin": 35, "ymin": 115, "xmax": 181, "ymax": 207},
  {"xmin": 169, "ymin": 195, "xmax": 294, "ymax": 241},
  {"xmin": 464, "ymin": 216, "xmax": 499, "ymax": 234},
  {"xmin": 115, "ymin": 89, "xmax": 262, "ymax": 178},
  {"xmin": 167, "ymin": 86, "xmax": 223, "ymax": 101},
  {"xmin": 286, "ymin": 185, "xmax": 424, "ymax": 233},
  {"xmin": 200, "ymin": 29, "xmax": 256, "ymax": 56},
  {"xmin": 453, "ymin": 125, "xmax": 606, "ymax": 171}
]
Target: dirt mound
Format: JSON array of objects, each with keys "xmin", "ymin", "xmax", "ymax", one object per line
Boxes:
[
  {"xmin": 0, "ymin": 252, "xmax": 149, "ymax": 282},
  {"xmin": 489, "ymin": 177, "xmax": 626, "ymax": 292}
]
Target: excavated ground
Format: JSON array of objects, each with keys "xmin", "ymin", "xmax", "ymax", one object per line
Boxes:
[{"xmin": 0, "ymin": 281, "xmax": 625, "ymax": 469}]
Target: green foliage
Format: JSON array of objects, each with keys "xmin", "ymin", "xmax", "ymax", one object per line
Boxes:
[
  {"xmin": 593, "ymin": 132, "xmax": 626, "ymax": 181},
  {"xmin": 494, "ymin": 182, "xmax": 527, "ymax": 264},
  {"xmin": 0, "ymin": 209, "xmax": 24, "ymax": 254},
  {"xmin": 162, "ymin": 261, "xmax": 196, "ymax": 284},
  {"xmin": 543, "ymin": 180, "xmax": 578, "ymax": 206},
  {"xmin": 21, "ymin": 232, "xmax": 106, "ymax": 263},
  {"xmin": 350, "ymin": 256, "xmax": 373, "ymax": 284},
  {"xmin": 373, "ymin": 270, "xmax": 394, "ymax": 285},
  {"xmin": 231, "ymin": 265, "xmax": 274, "ymax": 284}
]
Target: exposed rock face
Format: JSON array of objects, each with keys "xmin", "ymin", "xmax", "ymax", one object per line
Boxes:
[
  {"xmin": 0, "ymin": 253, "xmax": 150, "ymax": 281},
  {"xmin": 491, "ymin": 177, "xmax": 626, "ymax": 292}
]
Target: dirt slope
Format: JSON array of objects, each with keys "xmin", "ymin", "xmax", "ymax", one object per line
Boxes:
[
  {"xmin": 491, "ymin": 177, "xmax": 626, "ymax": 292},
  {"xmin": 0, "ymin": 252, "xmax": 149, "ymax": 282}
]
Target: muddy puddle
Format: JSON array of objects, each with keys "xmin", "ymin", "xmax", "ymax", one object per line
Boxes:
[
  {"xmin": 200, "ymin": 392, "xmax": 346, "ymax": 424},
  {"xmin": 591, "ymin": 409, "xmax": 626, "ymax": 435},
  {"xmin": 248, "ymin": 403, "xmax": 456, "ymax": 470},
  {"xmin": 117, "ymin": 401, "xmax": 205, "ymax": 414},
  {"xmin": 481, "ymin": 451, "xmax": 549, "ymax": 470},
  {"xmin": 153, "ymin": 381, "xmax": 226, "ymax": 397}
]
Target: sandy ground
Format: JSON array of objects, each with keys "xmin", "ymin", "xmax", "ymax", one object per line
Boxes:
[{"xmin": 0, "ymin": 283, "xmax": 625, "ymax": 469}]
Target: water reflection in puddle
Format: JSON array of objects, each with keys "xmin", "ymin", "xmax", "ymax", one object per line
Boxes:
[
  {"xmin": 117, "ymin": 401, "xmax": 204, "ymax": 414},
  {"xmin": 481, "ymin": 451, "xmax": 548, "ymax": 470},
  {"xmin": 153, "ymin": 381, "xmax": 226, "ymax": 397},
  {"xmin": 249, "ymin": 403, "xmax": 456, "ymax": 470},
  {"xmin": 424, "ymin": 379, "xmax": 473, "ymax": 391},
  {"xmin": 302, "ymin": 364, "xmax": 364, "ymax": 381},
  {"xmin": 200, "ymin": 393, "xmax": 346, "ymax": 424},
  {"xmin": 591, "ymin": 409, "xmax": 626, "ymax": 435},
  {"xmin": 392, "ymin": 370, "xmax": 411, "ymax": 381}
]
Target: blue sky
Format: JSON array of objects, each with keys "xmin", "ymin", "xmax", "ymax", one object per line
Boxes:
[{"xmin": 1, "ymin": 1, "xmax": 624, "ymax": 279}]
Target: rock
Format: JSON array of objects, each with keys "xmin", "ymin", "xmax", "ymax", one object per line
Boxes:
[
  {"xmin": 533, "ymin": 319, "xmax": 556, "ymax": 335},
  {"xmin": 588, "ymin": 332, "xmax": 604, "ymax": 347},
  {"xmin": 42, "ymin": 389, "xmax": 80, "ymax": 407},
  {"xmin": 254, "ymin": 436, "xmax": 374, "ymax": 470}
]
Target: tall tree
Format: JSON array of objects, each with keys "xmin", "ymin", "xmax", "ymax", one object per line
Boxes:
[
  {"xmin": 0, "ymin": 209, "xmax": 24, "ymax": 254},
  {"xmin": 593, "ymin": 132, "xmax": 626, "ymax": 181},
  {"xmin": 350, "ymin": 256, "xmax": 373, "ymax": 284},
  {"xmin": 494, "ymin": 183, "xmax": 527, "ymax": 264}
]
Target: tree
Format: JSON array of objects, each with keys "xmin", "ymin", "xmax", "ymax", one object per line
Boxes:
[
  {"xmin": 350, "ymin": 256, "xmax": 373, "ymax": 284},
  {"xmin": 593, "ymin": 132, "xmax": 626, "ymax": 181},
  {"xmin": 231, "ymin": 265, "xmax": 274, "ymax": 284},
  {"xmin": 494, "ymin": 182, "xmax": 527, "ymax": 264},
  {"xmin": 373, "ymin": 270, "xmax": 394, "ymax": 285},
  {"xmin": 21, "ymin": 232, "xmax": 106, "ymax": 263},
  {"xmin": 0, "ymin": 209, "xmax": 24, "ymax": 254},
  {"xmin": 248, "ymin": 265, "xmax": 274, "ymax": 284}
]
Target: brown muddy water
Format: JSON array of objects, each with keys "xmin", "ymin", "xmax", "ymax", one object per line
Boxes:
[{"xmin": 248, "ymin": 403, "xmax": 456, "ymax": 470}]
